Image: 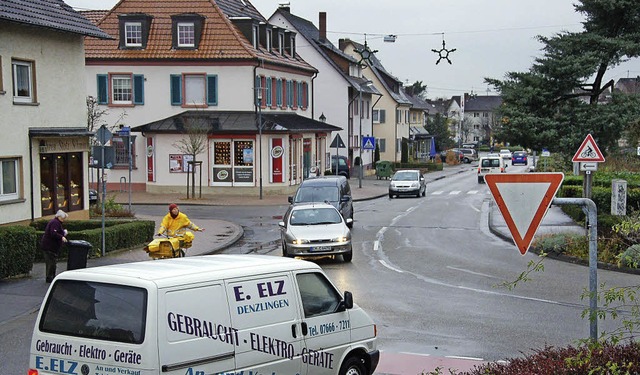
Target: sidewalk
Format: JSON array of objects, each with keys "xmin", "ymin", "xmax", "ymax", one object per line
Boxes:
[{"xmin": 0, "ymin": 163, "xmax": 584, "ymax": 375}]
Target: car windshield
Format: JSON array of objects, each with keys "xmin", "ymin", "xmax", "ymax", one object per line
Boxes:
[
  {"xmin": 392, "ymin": 171, "xmax": 418, "ymax": 181},
  {"xmin": 295, "ymin": 186, "xmax": 339, "ymax": 203},
  {"xmin": 290, "ymin": 208, "xmax": 342, "ymax": 226}
]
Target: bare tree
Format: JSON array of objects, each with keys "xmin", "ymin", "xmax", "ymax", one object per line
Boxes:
[{"xmin": 172, "ymin": 115, "xmax": 211, "ymax": 199}]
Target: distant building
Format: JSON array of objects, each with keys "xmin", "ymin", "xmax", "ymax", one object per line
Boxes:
[{"xmin": 463, "ymin": 94, "xmax": 503, "ymax": 145}]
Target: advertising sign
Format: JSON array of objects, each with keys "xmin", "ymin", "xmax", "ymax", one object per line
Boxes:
[{"xmin": 271, "ymin": 138, "xmax": 284, "ymax": 183}]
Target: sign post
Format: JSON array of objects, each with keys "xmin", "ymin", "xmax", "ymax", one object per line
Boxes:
[
  {"xmin": 572, "ymin": 134, "xmax": 605, "ymax": 199},
  {"xmin": 329, "ymin": 134, "xmax": 346, "ymax": 176}
]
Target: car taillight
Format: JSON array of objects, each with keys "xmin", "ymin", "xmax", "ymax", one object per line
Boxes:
[{"xmin": 28, "ymin": 369, "xmax": 38, "ymax": 375}]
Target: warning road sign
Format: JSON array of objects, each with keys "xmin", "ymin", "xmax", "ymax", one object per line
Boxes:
[
  {"xmin": 362, "ymin": 136, "xmax": 375, "ymax": 150},
  {"xmin": 485, "ymin": 173, "xmax": 564, "ymax": 255},
  {"xmin": 572, "ymin": 134, "xmax": 605, "ymax": 163}
]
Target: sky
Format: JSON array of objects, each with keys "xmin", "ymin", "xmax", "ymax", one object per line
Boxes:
[{"xmin": 65, "ymin": 0, "xmax": 640, "ymax": 99}]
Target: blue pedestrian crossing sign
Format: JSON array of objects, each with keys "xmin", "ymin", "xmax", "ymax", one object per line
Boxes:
[{"xmin": 362, "ymin": 136, "xmax": 375, "ymax": 150}]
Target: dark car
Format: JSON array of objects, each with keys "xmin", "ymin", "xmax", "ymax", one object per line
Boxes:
[
  {"xmin": 288, "ymin": 176, "xmax": 353, "ymax": 227},
  {"xmin": 89, "ymin": 188, "xmax": 98, "ymax": 205},
  {"xmin": 511, "ymin": 151, "xmax": 528, "ymax": 165},
  {"xmin": 330, "ymin": 155, "xmax": 350, "ymax": 179},
  {"xmin": 440, "ymin": 149, "xmax": 464, "ymax": 163}
]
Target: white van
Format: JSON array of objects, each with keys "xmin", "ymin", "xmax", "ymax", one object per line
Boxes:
[
  {"xmin": 477, "ymin": 155, "xmax": 507, "ymax": 183},
  {"xmin": 29, "ymin": 255, "xmax": 379, "ymax": 375}
]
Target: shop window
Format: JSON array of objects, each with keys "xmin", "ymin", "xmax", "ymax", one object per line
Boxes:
[
  {"xmin": 0, "ymin": 157, "xmax": 20, "ymax": 201},
  {"xmin": 12, "ymin": 59, "xmax": 36, "ymax": 104},
  {"xmin": 40, "ymin": 153, "xmax": 84, "ymax": 214},
  {"xmin": 234, "ymin": 141, "xmax": 253, "ymax": 167}
]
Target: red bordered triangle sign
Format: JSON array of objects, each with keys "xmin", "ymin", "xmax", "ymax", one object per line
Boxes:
[
  {"xmin": 572, "ymin": 134, "xmax": 605, "ymax": 162},
  {"xmin": 485, "ymin": 173, "xmax": 564, "ymax": 255}
]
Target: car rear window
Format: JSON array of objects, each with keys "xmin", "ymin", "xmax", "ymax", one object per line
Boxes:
[
  {"xmin": 40, "ymin": 280, "xmax": 147, "ymax": 344},
  {"xmin": 295, "ymin": 186, "xmax": 339, "ymax": 203},
  {"xmin": 482, "ymin": 158, "xmax": 501, "ymax": 168}
]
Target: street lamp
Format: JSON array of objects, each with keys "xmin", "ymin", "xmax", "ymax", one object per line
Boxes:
[
  {"xmin": 358, "ymin": 80, "xmax": 373, "ymax": 189},
  {"xmin": 256, "ymin": 87, "xmax": 263, "ymax": 200}
]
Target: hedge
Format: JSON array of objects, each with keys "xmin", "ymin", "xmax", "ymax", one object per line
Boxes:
[
  {"xmin": 0, "ymin": 226, "xmax": 38, "ymax": 278},
  {"xmin": 0, "ymin": 219, "xmax": 155, "ymax": 278}
]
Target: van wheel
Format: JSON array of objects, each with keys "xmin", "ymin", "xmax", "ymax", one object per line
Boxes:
[
  {"xmin": 343, "ymin": 251, "xmax": 353, "ymax": 262},
  {"xmin": 339, "ymin": 355, "xmax": 366, "ymax": 375},
  {"xmin": 388, "ymin": 193, "xmax": 393, "ymax": 198}
]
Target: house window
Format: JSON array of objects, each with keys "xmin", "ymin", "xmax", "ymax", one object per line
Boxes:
[
  {"xmin": 170, "ymin": 74, "xmax": 217, "ymax": 106},
  {"xmin": 252, "ymin": 25, "xmax": 258, "ymax": 48},
  {"xmin": 473, "ymin": 112, "xmax": 479, "ymax": 117},
  {"xmin": 0, "ymin": 157, "xmax": 20, "ymax": 201},
  {"xmin": 0, "ymin": 56, "xmax": 4, "ymax": 94},
  {"xmin": 111, "ymin": 74, "xmax": 132, "ymax": 104},
  {"xmin": 266, "ymin": 29, "xmax": 272, "ymax": 51},
  {"xmin": 125, "ymin": 22, "xmax": 143, "ymax": 47},
  {"xmin": 112, "ymin": 136, "xmax": 136, "ymax": 168},
  {"xmin": 278, "ymin": 33, "xmax": 285, "ymax": 55},
  {"xmin": 12, "ymin": 59, "xmax": 35, "ymax": 103},
  {"xmin": 177, "ymin": 22, "xmax": 195, "ymax": 47},
  {"xmin": 276, "ymin": 79, "xmax": 283, "ymax": 107},
  {"xmin": 373, "ymin": 109, "xmax": 386, "ymax": 123},
  {"xmin": 377, "ymin": 138, "xmax": 386, "ymax": 152}
]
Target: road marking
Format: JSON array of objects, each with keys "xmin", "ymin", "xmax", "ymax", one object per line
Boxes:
[
  {"xmin": 446, "ymin": 355, "xmax": 484, "ymax": 361},
  {"xmin": 449, "ymin": 191, "xmax": 461, "ymax": 195},
  {"xmin": 373, "ymin": 241, "xmax": 380, "ymax": 251},
  {"xmin": 467, "ymin": 190, "xmax": 478, "ymax": 194},
  {"xmin": 407, "ymin": 206, "xmax": 416, "ymax": 213},
  {"xmin": 399, "ymin": 352, "xmax": 431, "ymax": 357},
  {"xmin": 379, "ymin": 260, "xmax": 404, "ymax": 273},
  {"xmin": 431, "ymin": 191, "xmax": 444, "ymax": 195},
  {"xmin": 447, "ymin": 266, "xmax": 498, "ymax": 279}
]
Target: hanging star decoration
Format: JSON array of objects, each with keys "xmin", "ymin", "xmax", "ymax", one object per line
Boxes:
[
  {"xmin": 431, "ymin": 39, "xmax": 456, "ymax": 65},
  {"xmin": 355, "ymin": 40, "xmax": 378, "ymax": 67}
]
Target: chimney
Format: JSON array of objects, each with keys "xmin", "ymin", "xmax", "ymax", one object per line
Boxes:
[
  {"xmin": 278, "ymin": 3, "xmax": 290, "ymax": 13},
  {"xmin": 319, "ymin": 12, "xmax": 326, "ymax": 42}
]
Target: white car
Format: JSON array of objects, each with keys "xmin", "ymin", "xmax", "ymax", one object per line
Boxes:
[
  {"xmin": 279, "ymin": 202, "xmax": 353, "ymax": 262},
  {"xmin": 477, "ymin": 155, "xmax": 507, "ymax": 183},
  {"xmin": 389, "ymin": 169, "xmax": 426, "ymax": 198},
  {"xmin": 499, "ymin": 149, "xmax": 512, "ymax": 159}
]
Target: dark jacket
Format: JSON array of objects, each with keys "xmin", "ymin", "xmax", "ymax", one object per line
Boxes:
[{"xmin": 41, "ymin": 218, "xmax": 65, "ymax": 255}]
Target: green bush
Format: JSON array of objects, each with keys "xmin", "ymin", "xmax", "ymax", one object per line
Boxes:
[
  {"xmin": 533, "ymin": 233, "xmax": 587, "ymax": 256},
  {"xmin": 618, "ymin": 244, "xmax": 640, "ymax": 268},
  {"xmin": 0, "ymin": 226, "xmax": 37, "ymax": 278}
]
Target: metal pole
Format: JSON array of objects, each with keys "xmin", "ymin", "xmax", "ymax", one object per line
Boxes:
[
  {"xmin": 358, "ymin": 87, "xmax": 363, "ymax": 189},
  {"xmin": 553, "ymin": 197, "xmax": 598, "ymax": 341},
  {"xmin": 258, "ymin": 94, "xmax": 263, "ymax": 200},
  {"xmin": 100, "ymin": 144, "xmax": 106, "ymax": 257},
  {"xmin": 127, "ymin": 134, "xmax": 132, "ymax": 212}
]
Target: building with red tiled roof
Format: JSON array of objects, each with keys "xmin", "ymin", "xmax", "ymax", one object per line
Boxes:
[{"xmin": 84, "ymin": 0, "xmax": 339, "ymax": 195}]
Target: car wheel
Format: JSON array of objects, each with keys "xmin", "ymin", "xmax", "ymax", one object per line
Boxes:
[
  {"xmin": 416, "ymin": 190, "xmax": 421, "ymax": 198},
  {"xmin": 422, "ymin": 188, "xmax": 426, "ymax": 197},
  {"xmin": 464, "ymin": 157, "xmax": 470, "ymax": 163},
  {"xmin": 339, "ymin": 355, "xmax": 365, "ymax": 375},
  {"xmin": 478, "ymin": 176, "xmax": 483, "ymax": 183},
  {"xmin": 343, "ymin": 251, "xmax": 353, "ymax": 262},
  {"xmin": 389, "ymin": 192, "xmax": 393, "ymax": 198},
  {"xmin": 282, "ymin": 242, "xmax": 293, "ymax": 258}
]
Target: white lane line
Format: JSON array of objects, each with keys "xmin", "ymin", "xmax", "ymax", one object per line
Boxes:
[
  {"xmin": 407, "ymin": 206, "xmax": 416, "ymax": 213},
  {"xmin": 467, "ymin": 190, "xmax": 478, "ymax": 194},
  {"xmin": 449, "ymin": 190, "xmax": 461, "ymax": 195},
  {"xmin": 379, "ymin": 260, "xmax": 404, "ymax": 273},
  {"xmin": 373, "ymin": 241, "xmax": 380, "ymax": 251},
  {"xmin": 470, "ymin": 205, "xmax": 481, "ymax": 212},
  {"xmin": 447, "ymin": 266, "xmax": 497, "ymax": 279},
  {"xmin": 378, "ymin": 226, "xmax": 387, "ymax": 236},
  {"xmin": 399, "ymin": 352, "xmax": 431, "ymax": 357},
  {"xmin": 431, "ymin": 191, "xmax": 444, "ymax": 195}
]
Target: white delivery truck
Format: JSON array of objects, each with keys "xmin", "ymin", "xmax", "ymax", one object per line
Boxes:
[{"xmin": 29, "ymin": 255, "xmax": 378, "ymax": 375}]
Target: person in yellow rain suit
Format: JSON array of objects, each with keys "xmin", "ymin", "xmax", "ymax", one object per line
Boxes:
[{"xmin": 157, "ymin": 203, "xmax": 204, "ymax": 240}]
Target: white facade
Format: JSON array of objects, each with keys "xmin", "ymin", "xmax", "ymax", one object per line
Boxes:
[{"xmin": 1, "ymin": 22, "xmax": 92, "ymax": 224}]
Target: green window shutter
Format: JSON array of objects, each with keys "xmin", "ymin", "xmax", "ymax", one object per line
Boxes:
[
  {"xmin": 266, "ymin": 78, "xmax": 272, "ymax": 107},
  {"xmin": 170, "ymin": 74, "xmax": 182, "ymax": 105},
  {"xmin": 133, "ymin": 74, "xmax": 144, "ymax": 105},
  {"xmin": 276, "ymin": 79, "xmax": 282, "ymax": 106},
  {"xmin": 97, "ymin": 74, "xmax": 108, "ymax": 104},
  {"xmin": 206, "ymin": 75, "xmax": 218, "ymax": 105}
]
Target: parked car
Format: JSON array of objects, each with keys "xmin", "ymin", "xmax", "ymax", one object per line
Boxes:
[
  {"xmin": 88, "ymin": 188, "xmax": 98, "ymax": 205},
  {"xmin": 279, "ymin": 202, "xmax": 353, "ymax": 262},
  {"xmin": 440, "ymin": 149, "xmax": 464, "ymax": 163},
  {"xmin": 457, "ymin": 148, "xmax": 478, "ymax": 163},
  {"xmin": 288, "ymin": 176, "xmax": 353, "ymax": 227},
  {"xmin": 511, "ymin": 151, "xmax": 528, "ymax": 165},
  {"xmin": 477, "ymin": 155, "xmax": 507, "ymax": 183},
  {"xmin": 499, "ymin": 149, "xmax": 512, "ymax": 160},
  {"xmin": 330, "ymin": 155, "xmax": 350, "ymax": 178},
  {"xmin": 389, "ymin": 169, "xmax": 426, "ymax": 198}
]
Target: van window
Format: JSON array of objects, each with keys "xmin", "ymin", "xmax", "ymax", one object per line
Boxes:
[
  {"xmin": 40, "ymin": 280, "xmax": 147, "ymax": 344},
  {"xmin": 295, "ymin": 186, "xmax": 339, "ymax": 203},
  {"xmin": 482, "ymin": 158, "xmax": 501, "ymax": 168},
  {"xmin": 296, "ymin": 272, "xmax": 341, "ymax": 318}
]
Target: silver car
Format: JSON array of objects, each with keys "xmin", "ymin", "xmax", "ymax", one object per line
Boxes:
[
  {"xmin": 388, "ymin": 169, "xmax": 426, "ymax": 198},
  {"xmin": 279, "ymin": 203, "xmax": 353, "ymax": 262}
]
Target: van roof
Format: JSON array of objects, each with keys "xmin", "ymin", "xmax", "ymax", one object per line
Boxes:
[
  {"xmin": 298, "ymin": 176, "xmax": 346, "ymax": 186},
  {"xmin": 57, "ymin": 255, "xmax": 319, "ymax": 287}
]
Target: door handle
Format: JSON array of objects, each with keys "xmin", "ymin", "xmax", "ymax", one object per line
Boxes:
[
  {"xmin": 291, "ymin": 324, "xmax": 297, "ymax": 338},
  {"xmin": 301, "ymin": 322, "xmax": 308, "ymax": 336}
]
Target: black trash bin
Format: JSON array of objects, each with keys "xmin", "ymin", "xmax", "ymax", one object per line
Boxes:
[{"xmin": 66, "ymin": 240, "xmax": 92, "ymax": 270}]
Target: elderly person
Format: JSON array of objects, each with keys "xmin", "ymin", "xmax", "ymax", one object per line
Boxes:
[
  {"xmin": 157, "ymin": 203, "xmax": 204, "ymax": 238},
  {"xmin": 41, "ymin": 210, "xmax": 68, "ymax": 283}
]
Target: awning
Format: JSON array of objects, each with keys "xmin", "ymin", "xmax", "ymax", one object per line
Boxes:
[{"xmin": 29, "ymin": 127, "xmax": 94, "ymax": 137}]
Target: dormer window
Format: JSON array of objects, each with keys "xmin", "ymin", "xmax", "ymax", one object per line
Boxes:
[
  {"xmin": 252, "ymin": 25, "xmax": 258, "ymax": 48},
  {"xmin": 266, "ymin": 29, "xmax": 272, "ymax": 51},
  {"xmin": 289, "ymin": 35, "xmax": 295, "ymax": 57},
  {"xmin": 278, "ymin": 32, "xmax": 285, "ymax": 55},
  {"xmin": 171, "ymin": 14, "xmax": 205, "ymax": 50},
  {"xmin": 177, "ymin": 22, "xmax": 195, "ymax": 47},
  {"xmin": 125, "ymin": 22, "xmax": 142, "ymax": 47},
  {"xmin": 118, "ymin": 14, "xmax": 153, "ymax": 49}
]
